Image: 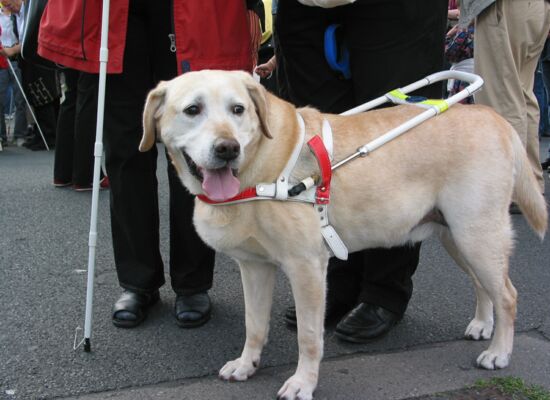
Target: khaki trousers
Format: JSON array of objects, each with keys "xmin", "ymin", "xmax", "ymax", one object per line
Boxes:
[{"xmin": 475, "ymin": 0, "xmax": 550, "ymax": 192}]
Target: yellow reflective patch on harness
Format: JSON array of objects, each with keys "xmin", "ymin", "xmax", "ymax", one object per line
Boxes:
[
  {"xmin": 388, "ymin": 89, "xmax": 449, "ymax": 113},
  {"xmin": 421, "ymin": 99, "xmax": 449, "ymax": 113},
  {"xmin": 388, "ymin": 89, "xmax": 408, "ymax": 100}
]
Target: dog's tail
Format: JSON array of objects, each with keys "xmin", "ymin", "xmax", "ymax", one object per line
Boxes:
[{"xmin": 510, "ymin": 128, "xmax": 548, "ymax": 239}]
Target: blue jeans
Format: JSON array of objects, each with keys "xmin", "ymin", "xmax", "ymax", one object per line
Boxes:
[
  {"xmin": 0, "ymin": 61, "xmax": 27, "ymax": 140},
  {"xmin": 534, "ymin": 60, "xmax": 549, "ymax": 136}
]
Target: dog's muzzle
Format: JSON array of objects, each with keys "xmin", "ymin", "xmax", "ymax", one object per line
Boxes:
[{"xmin": 181, "ymin": 147, "xmax": 241, "ymax": 201}]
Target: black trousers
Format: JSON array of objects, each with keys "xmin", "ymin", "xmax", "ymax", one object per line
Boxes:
[
  {"xmin": 20, "ymin": 60, "xmax": 59, "ymax": 143},
  {"xmin": 276, "ymin": 0, "xmax": 447, "ymax": 315},
  {"xmin": 54, "ymin": 69, "xmax": 99, "ymax": 185},
  {"xmin": 54, "ymin": 69, "xmax": 77, "ymax": 183},
  {"xmin": 103, "ymin": 0, "xmax": 215, "ymax": 295},
  {"xmin": 32, "ymin": 101, "xmax": 58, "ymax": 144}
]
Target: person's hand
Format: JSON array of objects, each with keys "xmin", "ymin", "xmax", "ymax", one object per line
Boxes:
[
  {"xmin": 447, "ymin": 8, "xmax": 460, "ymax": 21},
  {"xmin": 2, "ymin": 46, "xmax": 17, "ymax": 58},
  {"xmin": 0, "ymin": 44, "xmax": 20, "ymax": 58},
  {"xmin": 255, "ymin": 56, "xmax": 276, "ymax": 79},
  {"xmin": 446, "ymin": 24, "xmax": 463, "ymax": 38},
  {"xmin": 255, "ymin": 63, "xmax": 273, "ymax": 78}
]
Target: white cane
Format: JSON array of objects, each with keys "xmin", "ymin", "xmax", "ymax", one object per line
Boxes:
[
  {"xmin": 79, "ymin": 0, "xmax": 110, "ymax": 353},
  {"xmin": 6, "ymin": 58, "xmax": 49, "ymax": 150}
]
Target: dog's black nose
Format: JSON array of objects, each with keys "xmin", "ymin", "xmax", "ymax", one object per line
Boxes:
[{"xmin": 214, "ymin": 138, "xmax": 240, "ymax": 161}]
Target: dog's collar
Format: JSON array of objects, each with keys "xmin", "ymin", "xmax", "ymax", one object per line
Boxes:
[{"xmin": 197, "ymin": 113, "xmax": 348, "ymax": 260}]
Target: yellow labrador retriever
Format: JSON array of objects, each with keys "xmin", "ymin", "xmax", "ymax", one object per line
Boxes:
[{"xmin": 140, "ymin": 70, "xmax": 547, "ymax": 400}]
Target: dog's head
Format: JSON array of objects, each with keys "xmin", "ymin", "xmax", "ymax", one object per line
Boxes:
[{"xmin": 139, "ymin": 70, "xmax": 272, "ymax": 201}]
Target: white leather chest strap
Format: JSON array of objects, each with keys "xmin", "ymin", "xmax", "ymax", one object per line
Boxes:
[
  {"xmin": 322, "ymin": 119, "xmax": 333, "ymax": 161},
  {"xmin": 274, "ymin": 113, "xmax": 306, "ymax": 200},
  {"xmin": 318, "ymin": 204, "xmax": 348, "ymax": 260}
]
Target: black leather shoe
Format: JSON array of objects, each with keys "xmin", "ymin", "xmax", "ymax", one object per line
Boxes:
[
  {"xmin": 284, "ymin": 301, "xmax": 351, "ymax": 328},
  {"xmin": 335, "ymin": 303, "xmax": 402, "ymax": 343},
  {"xmin": 112, "ymin": 289, "xmax": 160, "ymax": 328},
  {"xmin": 23, "ymin": 136, "xmax": 39, "ymax": 148},
  {"xmin": 175, "ymin": 292, "xmax": 212, "ymax": 328}
]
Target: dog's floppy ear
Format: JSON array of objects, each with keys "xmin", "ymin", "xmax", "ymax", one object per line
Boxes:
[
  {"xmin": 140, "ymin": 81, "xmax": 167, "ymax": 152},
  {"xmin": 244, "ymin": 75, "xmax": 273, "ymax": 139}
]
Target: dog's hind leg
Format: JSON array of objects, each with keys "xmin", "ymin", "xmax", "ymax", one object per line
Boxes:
[
  {"xmin": 219, "ymin": 261, "xmax": 277, "ymax": 381},
  {"xmin": 475, "ymin": 271, "xmax": 517, "ymax": 370},
  {"xmin": 277, "ymin": 257, "xmax": 327, "ymax": 400},
  {"xmin": 444, "ymin": 219, "xmax": 517, "ymax": 370},
  {"xmin": 440, "ymin": 229, "xmax": 494, "ymax": 340}
]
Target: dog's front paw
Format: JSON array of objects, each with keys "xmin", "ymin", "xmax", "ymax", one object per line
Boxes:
[
  {"xmin": 476, "ymin": 350, "xmax": 510, "ymax": 370},
  {"xmin": 277, "ymin": 375, "xmax": 315, "ymax": 400},
  {"xmin": 219, "ymin": 357, "xmax": 259, "ymax": 381},
  {"xmin": 465, "ymin": 318, "xmax": 493, "ymax": 340}
]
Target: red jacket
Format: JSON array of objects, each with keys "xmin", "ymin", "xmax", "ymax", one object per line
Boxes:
[
  {"xmin": 37, "ymin": 1, "xmax": 253, "ymax": 75},
  {"xmin": 0, "ymin": 26, "xmax": 8, "ymax": 69}
]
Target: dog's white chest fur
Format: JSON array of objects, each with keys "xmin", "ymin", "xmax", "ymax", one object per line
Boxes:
[{"xmin": 194, "ymin": 201, "xmax": 273, "ymax": 262}]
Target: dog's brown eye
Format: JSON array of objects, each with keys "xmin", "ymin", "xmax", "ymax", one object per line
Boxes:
[
  {"xmin": 232, "ymin": 104, "xmax": 245, "ymax": 115},
  {"xmin": 184, "ymin": 105, "xmax": 201, "ymax": 116}
]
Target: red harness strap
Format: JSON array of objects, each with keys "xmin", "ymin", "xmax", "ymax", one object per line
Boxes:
[
  {"xmin": 197, "ymin": 186, "xmax": 257, "ymax": 204},
  {"xmin": 307, "ymin": 135, "xmax": 332, "ymax": 205}
]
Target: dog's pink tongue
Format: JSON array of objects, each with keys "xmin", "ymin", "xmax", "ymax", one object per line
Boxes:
[{"xmin": 202, "ymin": 166, "xmax": 240, "ymax": 201}]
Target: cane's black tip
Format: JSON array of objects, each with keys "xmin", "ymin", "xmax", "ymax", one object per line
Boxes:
[{"xmin": 84, "ymin": 338, "xmax": 91, "ymax": 352}]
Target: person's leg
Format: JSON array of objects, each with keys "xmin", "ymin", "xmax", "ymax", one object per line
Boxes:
[
  {"xmin": 357, "ymin": 244, "xmax": 421, "ymax": 315},
  {"xmin": 53, "ymin": 69, "xmax": 78, "ymax": 184},
  {"xmin": 18, "ymin": 60, "xmax": 60, "ymax": 150},
  {"xmin": 475, "ymin": 0, "xmax": 550, "ymax": 193},
  {"xmin": 521, "ymin": 2, "xmax": 550, "ymax": 192},
  {"xmin": 278, "ymin": 0, "xmax": 445, "ymax": 336},
  {"xmin": 10, "ymin": 61, "xmax": 27, "ymax": 140},
  {"xmin": 474, "ymin": 1, "xmax": 527, "ymax": 138},
  {"xmin": 167, "ymin": 163, "xmax": 215, "ymax": 294},
  {"xmin": 276, "ymin": 0, "xmax": 362, "ymax": 322},
  {"xmin": 29, "ymin": 102, "xmax": 57, "ymax": 150},
  {"xmin": 0, "ymin": 69, "xmax": 9, "ymax": 142},
  {"xmin": 334, "ymin": 0, "xmax": 446, "ymax": 343},
  {"xmin": 541, "ymin": 40, "xmax": 550, "ymax": 141},
  {"xmin": 168, "ymin": 162, "xmax": 215, "ymax": 327},
  {"xmin": 104, "ymin": 1, "xmax": 164, "ymax": 296},
  {"xmin": 543, "ymin": 52, "xmax": 550, "ymax": 169},
  {"xmin": 334, "ymin": 243, "xmax": 421, "ymax": 343},
  {"xmin": 72, "ymin": 72, "xmax": 99, "ymax": 187},
  {"xmin": 143, "ymin": 1, "xmax": 216, "ymax": 327},
  {"xmin": 534, "ymin": 61, "xmax": 549, "ymax": 137}
]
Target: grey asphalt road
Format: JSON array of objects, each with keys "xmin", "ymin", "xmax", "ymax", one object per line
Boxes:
[{"xmin": 1, "ymin": 140, "xmax": 549, "ymax": 400}]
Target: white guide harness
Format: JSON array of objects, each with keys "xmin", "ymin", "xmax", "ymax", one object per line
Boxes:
[{"xmin": 197, "ymin": 71, "xmax": 484, "ymax": 260}]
